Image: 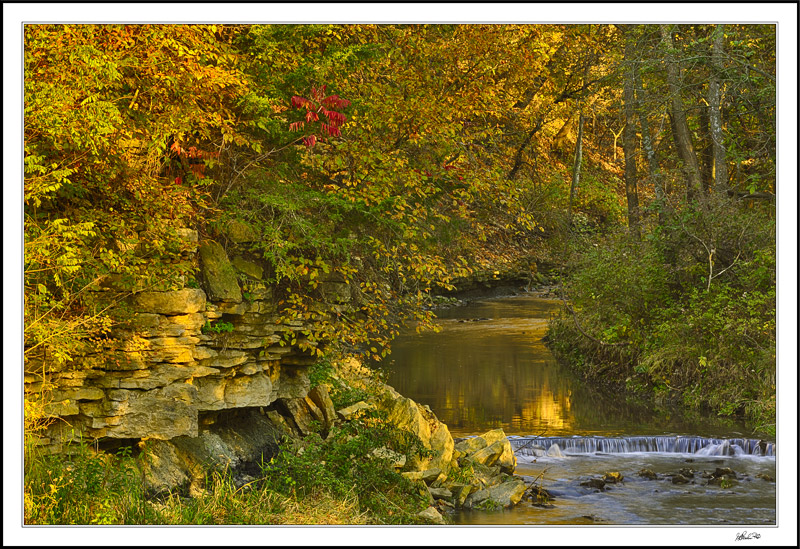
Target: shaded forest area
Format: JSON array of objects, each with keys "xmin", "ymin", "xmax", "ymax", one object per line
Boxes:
[{"xmin": 24, "ymin": 24, "xmax": 776, "ymax": 434}]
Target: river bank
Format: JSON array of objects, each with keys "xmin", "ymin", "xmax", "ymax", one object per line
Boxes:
[
  {"xmin": 382, "ymin": 293, "xmax": 776, "ymax": 525},
  {"xmin": 430, "ymin": 265, "xmax": 775, "ymax": 440}
]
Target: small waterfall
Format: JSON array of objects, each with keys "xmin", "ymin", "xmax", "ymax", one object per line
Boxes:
[{"xmin": 509, "ymin": 435, "xmax": 775, "ymax": 457}]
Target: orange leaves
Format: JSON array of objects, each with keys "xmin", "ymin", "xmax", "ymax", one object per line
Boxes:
[{"xmin": 168, "ymin": 140, "xmax": 219, "ymax": 179}]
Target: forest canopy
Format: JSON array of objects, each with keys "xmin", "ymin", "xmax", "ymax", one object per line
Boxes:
[{"xmin": 21, "ymin": 22, "xmax": 779, "ymax": 427}]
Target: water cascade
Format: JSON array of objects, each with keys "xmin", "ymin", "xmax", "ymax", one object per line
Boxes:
[{"xmin": 509, "ymin": 435, "xmax": 774, "ymax": 457}]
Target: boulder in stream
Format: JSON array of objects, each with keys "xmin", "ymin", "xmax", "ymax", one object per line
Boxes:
[
  {"xmin": 580, "ymin": 478, "xmax": 606, "ymax": 491},
  {"xmin": 602, "ymin": 471, "xmax": 624, "ymax": 484},
  {"xmin": 464, "ymin": 478, "xmax": 527, "ymax": 509},
  {"xmin": 637, "ymin": 468, "xmax": 658, "ymax": 480},
  {"xmin": 712, "ymin": 467, "xmax": 737, "ymax": 478},
  {"xmin": 671, "ymin": 474, "xmax": 691, "ymax": 485},
  {"xmin": 524, "ymin": 484, "xmax": 555, "ymax": 504}
]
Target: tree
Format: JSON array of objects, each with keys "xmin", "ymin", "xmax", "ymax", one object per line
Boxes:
[
  {"xmin": 659, "ymin": 24, "xmax": 703, "ymax": 201},
  {"xmin": 708, "ymin": 24, "xmax": 729, "ymax": 193},
  {"xmin": 622, "ymin": 26, "xmax": 640, "ymax": 235}
]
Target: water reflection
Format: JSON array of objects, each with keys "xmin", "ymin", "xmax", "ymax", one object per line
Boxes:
[{"xmin": 383, "ymin": 296, "xmax": 756, "ymax": 438}]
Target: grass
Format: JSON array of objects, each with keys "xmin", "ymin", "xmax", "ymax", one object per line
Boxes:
[{"xmin": 23, "ymin": 432, "xmax": 424, "ymax": 525}]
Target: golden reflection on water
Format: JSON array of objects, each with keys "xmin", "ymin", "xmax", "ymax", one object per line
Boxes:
[{"xmin": 384, "ymin": 296, "xmax": 576, "ymax": 436}]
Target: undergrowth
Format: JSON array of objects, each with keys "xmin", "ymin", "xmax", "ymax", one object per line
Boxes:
[{"xmin": 547, "ymin": 195, "xmax": 776, "ymax": 436}]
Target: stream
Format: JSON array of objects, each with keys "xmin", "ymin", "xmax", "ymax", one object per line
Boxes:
[{"xmin": 382, "ymin": 294, "xmax": 776, "ymax": 525}]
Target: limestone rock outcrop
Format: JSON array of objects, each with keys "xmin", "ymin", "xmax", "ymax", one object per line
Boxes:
[
  {"xmin": 24, "ymin": 231, "xmax": 330, "ymax": 452},
  {"xmin": 357, "ymin": 378, "xmax": 525, "ymax": 514}
]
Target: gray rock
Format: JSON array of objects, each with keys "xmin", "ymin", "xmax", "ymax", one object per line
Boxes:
[
  {"xmin": 466, "ymin": 460, "xmax": 504, "ymax": 489},
  {"xmin": 470, "ymin": 440, "xmax": 505, "ymax": 467},
  {"xmin": 428, "ymin": 487, "xmax": 453, "ymax": 500},
  {"xmin": 448, "ymin": 483, "xmax": 475, "ymax": 507},
  {"xmin": 303, "ymin": 395, "xmax": 325, "ymax": 424},
  {"xmin": 224, "ymin": 219, "xmax": 258, "ymax": 243},
  {"xmin": 464, "ymin": 478, "xmax": 527, "ymax": 509},
  {"xmin": 104, "ymin": 382, "xmax": 199, "ymax": 439},
  {"xmin": 278, "ymin": 397, "xmax": 317, "ymax": 436},
  {"xmin": 199, "ymin": 240, "xmax": 242, "ymax": 303},
  {"xmin": 581, "ymin": 478, "xmax": 606, "ymax": 490},
  {"xmin": 453, "ymin": 428, "xmax": 516, "ymax": 474},
  {"xmin": 419, "ymin": 467, "xmax": 443, "ymax": 485},
  {"xmin": 141, "ymin": 408, "xmax": 281, "ymax": 496},
  {"xmin": 671, "ymin": 474, "xmax": 691, "ymax": 485},
  {"xmin": 417, "ymin": 506, "xmax": 445, "ymax": 525},
  {"xmin": 638, "ymin": 468, "xmax": 658, "ymax": 480},
  {"xmin": 377, "ymin": 386, "xmax": 454, "ymax": 472},
  {"xmin": 232, "ymin": 256, "xmax": 264, "ymax": 280},
  {"xmin": 373, "ymin": 447, "xmax": 407, "ymax": 468},
  {"xmin": 336, "ymin": 401, "xmax": 374, "ymax": 420},
  {"xmin": 308, "ymin": 385, "xmax": 337, "ymax": 431}
]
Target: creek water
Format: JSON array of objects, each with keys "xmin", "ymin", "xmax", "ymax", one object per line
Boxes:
[{"xmin": 382, "ymin": 295, "xmax": 777, "ymax": 525}]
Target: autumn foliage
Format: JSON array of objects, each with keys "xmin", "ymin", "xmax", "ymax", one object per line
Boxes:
[{"xmin": 24, "ymin": 23, "xmax": 776, "ymax": 420}]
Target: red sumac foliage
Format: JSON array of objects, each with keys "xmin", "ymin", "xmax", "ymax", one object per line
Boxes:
[{"xmin": 289, "ymin": 85, "xmax": 350, "ymax": 147}]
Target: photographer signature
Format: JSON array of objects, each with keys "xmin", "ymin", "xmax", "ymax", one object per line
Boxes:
[{"xmin": 735, "ymin": 531, "xmax": 761, "ymax": 541}]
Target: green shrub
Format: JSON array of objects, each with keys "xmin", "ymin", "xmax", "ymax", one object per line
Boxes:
[
  {"xmin": 258, "ymin": 411, "xmax": 432, "ymax": 523},
  {"xmin": 201, "ymin": 320, "xmax": 235, "ymax": 334}
]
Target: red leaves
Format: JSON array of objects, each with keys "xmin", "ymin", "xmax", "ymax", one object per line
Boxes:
[
  {"xmin": 289, "ymin": 85, "xmax": 350, "ymax": 147},
  {"xmin": 167, "ymin": 140, "xmax": 217, "ymax": 180},
  {"xmin": 319, "ymin": 123, "xmax": 342, "ymax": 137},
  {"xmin": 291, "ymin": 95, "xmax": 311, "ymax": 109},
  {"xmin": 169, "ymin": 141, "xmax": 217, "ymax": 161},
  {"xmin": 323, "ymin": 109, "xmax": 346, "ymax": 126},
  {"xmin": 321, "ymin": 94, "xmax": 351, "ymax": 111}
]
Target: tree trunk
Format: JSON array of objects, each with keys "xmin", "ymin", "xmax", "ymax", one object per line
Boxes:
[
  {"xmin": 699, "ymin": 105, "xmax": 714, "ymax": 193},
  {"xmin": 568, "ymin": 111, "xmax": 584, "ymax": 220},
  {"xmin": 659, "ymin": 24, "xmax": 703, "ymax": 202},
  {"xmin": 508, "ymin": 118, "xmax": 545, "ymax": 180},
  {"xmin": 634, "ymin": 65, "xmax": 665, "ymax": 219},
  {"xmin": 623, "ymin": 30, "xmax": 640, "ymax": 236},
  {"xmin": 708, "ymin": 23, "xmax": 729, "ymax": 193}
]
